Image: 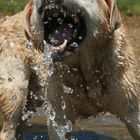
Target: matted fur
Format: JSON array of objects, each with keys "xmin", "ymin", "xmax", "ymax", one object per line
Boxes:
[
  {"xmin": 0, "ymin": 13, "xmax": 48, "ymax": 140},
  {"xmin": 0, "ymin": 0, "xmax": 140, "ymax": 140}
]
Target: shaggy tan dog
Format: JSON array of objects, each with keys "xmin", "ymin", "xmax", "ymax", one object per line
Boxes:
[
  {"xmin": 24, "ymin": 0, "xmax": 140, "ymax": 140},
  {"xmin": 0, "ymin": 0, "xmax": 140, "ymax": 140},
  {"xmin": 0, "ymin": 13, "xmax": 48, "ymax": 140}
]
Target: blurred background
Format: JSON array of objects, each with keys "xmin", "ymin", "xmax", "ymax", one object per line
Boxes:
[{"xmin": 0, "ymin": 0, "xmax": 140, "ymax": 15}]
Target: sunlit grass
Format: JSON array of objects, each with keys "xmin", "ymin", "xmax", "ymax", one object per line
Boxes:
[
  {"xmin": 0, "ymin": 0, "xmax": 140, "ymax": 15},
  {"xmin": 117, "ymin": 0, "xmax": 140, "ymax": 15},
  {"xmin": 0, "ymin": 0, "xmax": 28, "ymax": 15}
]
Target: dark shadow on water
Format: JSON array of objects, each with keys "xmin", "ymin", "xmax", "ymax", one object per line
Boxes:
[{"xmin": 22, "ymin": 131, "xmax": 116, "ymax": 140}]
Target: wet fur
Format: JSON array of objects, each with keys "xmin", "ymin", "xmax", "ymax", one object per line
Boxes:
[
  {"xmin": 0, "ymin": 14, "xmax": 47, "ymax": 140},
  {"xmin": 0, "ymin": 0, "xmax": 139, "ymax": 140}
]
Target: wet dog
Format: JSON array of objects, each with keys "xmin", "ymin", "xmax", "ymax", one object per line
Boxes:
[
  {"xmin": 24, "ymin": 0, "xmax": 140, "ymax": 139},
  {"xmin": 24, "ymin": 0, "xmax": 140, "ymax": 140},
  {"xmin": 1, "ymin": 0, "xmax": 140, "ymax": 139}
]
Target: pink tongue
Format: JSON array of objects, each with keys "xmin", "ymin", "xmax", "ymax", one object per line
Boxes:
[{"xmin": 49, "ymin": 24, "xmax": 73, "ymax": 47}]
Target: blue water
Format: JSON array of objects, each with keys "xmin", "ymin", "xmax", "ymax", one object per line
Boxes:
[{"xmin": 22, "ymin": 131, "xmax": 116, "ymax": 140}]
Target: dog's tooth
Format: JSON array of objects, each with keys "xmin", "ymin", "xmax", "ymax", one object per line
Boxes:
[
  {"xmin": 45, "ymin": 5, "xmax": 48, "ymax": 9},
  {"xmin": 63, "ymin": 11, "xmax": 67, "ymax": 17},
  {"xmin": 73, "ymin": 16, "xmax": 80, "ymax": 24}
]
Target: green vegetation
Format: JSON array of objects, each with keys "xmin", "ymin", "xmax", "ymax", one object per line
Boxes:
[
  {"xmin": 117, "ymin": 0, "xmax": 140, "ymax": 15},
  {"xmin": 0, "ymin": 0, "xmax": 140, "ymax": 15},
  {"xmin": 0, "ymin": 0, "xmax": 28, "ymax": 15}
]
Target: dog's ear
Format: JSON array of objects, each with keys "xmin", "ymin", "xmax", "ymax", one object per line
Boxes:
[
  {"xmin": 23, "ymin": 0, "xmax": 44, "ymax": 52},
  {"xmin": 104, "ymin": 0, "xmax": 121, "ymax": 31},
  {"xmin": 23, "ymin": 0, "xmax": 33, "ymax": 41}
]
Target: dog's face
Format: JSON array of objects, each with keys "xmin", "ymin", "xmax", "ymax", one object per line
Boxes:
[
  {"xmin": 23, "ymin": 1, "xmax": 122, "ymax": 114},
  {"xmin": 24, "ymin": 0, "xmax": 121, "ymax": 61}
]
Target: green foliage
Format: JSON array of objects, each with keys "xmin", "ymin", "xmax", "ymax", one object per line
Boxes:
[
  {"xmin": 117, "ymin": 0, "xmax": 140, "ymax": 15},
  {"xmin": 0, "ymin": 0, "xmax": 140, "ymax": 15},
  {"xmin": 0, "ymin": 0, "xmax": 28, "ymax": 15}
]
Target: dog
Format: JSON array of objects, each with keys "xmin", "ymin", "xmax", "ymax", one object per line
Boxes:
[
  {"xmin": 24, "ymin": 0, "xmax": 140, "ymax": 140},
  {"xmin": 1, "ymin": 0, "xmax": 139, "ymax": 139},
  {"xmin": 0, "ymin": 13, "xmax": 48, "ymax": 140}
]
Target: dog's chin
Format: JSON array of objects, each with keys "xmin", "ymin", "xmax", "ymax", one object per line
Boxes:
[{"xmin": 40, "ymin": 3, "xmax": 87, "ymax": 61}]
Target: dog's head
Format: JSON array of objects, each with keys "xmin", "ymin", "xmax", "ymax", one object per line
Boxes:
[{"xmin": 24, "ymin": 0, "xmax": 121, "ymax": 60}]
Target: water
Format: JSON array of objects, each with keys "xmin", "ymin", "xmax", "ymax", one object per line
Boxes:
[
  {"xmin": 22, "ymin": 131, "xmax": 117, "ymax": 140},
  {"xmin": 14, "ymin": 115, "xmax": 133, "ymax": 140}
]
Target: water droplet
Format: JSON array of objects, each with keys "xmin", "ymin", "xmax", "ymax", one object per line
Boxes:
[
  {"xmin": 8, "ymin": 77, "xmax": 12, "ymax": 82},
  {"xmin": 12, "ymin": 95, "xmax": 17, "ymax": 101},
  {"xmin": 93, "ymin": 29, "xmax": 99, "ymax": 37},
  {"xmin": 33, "ymin": 135, "xmax": 38, "ymax": 140},
  {"xmin": 70, "ymin": 42, "xmax": 79, "ymax": 48},
  {"xmin": 65, "ymin": 120, "xmax": 72, "ymax": 132},
  {"xmin": 61, "ymin": 101, "xmax": 66, "ymax": 110},
  {"xmin": 33, "ymin": 95, "xmax": 38, "ymax": 100},
  {"xmin": 78, "ymin": 36, "xmax": 83, "ymax": 40},
  {"xmin": 9, "ymin": 123, "xmax": 14, "ymax": 129},
  {"xmin": 10, "ymin": 42, "xmax": 15, "ymax": 47},
  {"xmin": 68, "ymin": 23, "xmax": 73, "ymax": 28},
  {"xmin": 63, "ymin": 85, "xmax": 74, "ymax": 94},
  {"xmin": 33, "ymin": 65, "xmax": 40, "ymax": 75},
  {"xmin": 55, "ymin": 30, "xmax": 59, "ymax": 34},
  {"xmin": 22, "ymin": 111, "xmax": 34, "ymax": 121},
  {"xmin": 44, "ymin": 102, "xmax": 56, "ymax": 121},
  {"xmin": 57, "ymin": 18, "xmax": 64, "ymax": 24}
]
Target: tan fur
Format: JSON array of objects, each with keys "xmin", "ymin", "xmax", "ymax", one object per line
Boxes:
[
  {"xmin": 0, "ymin": 13, "xmax": 48, "ymax": 140},
  {"xmin": 0, "ymin": 0, "xmax": 140, "ymax": 140}
]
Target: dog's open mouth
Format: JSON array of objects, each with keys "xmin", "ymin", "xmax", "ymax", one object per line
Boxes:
[{"xmin": 41, "ymin": 4, "xmax": 86, "ymax": 53}]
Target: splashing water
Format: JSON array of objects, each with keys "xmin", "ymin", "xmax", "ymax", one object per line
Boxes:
[
  {"xmin": 41, "ymin": 41, "xmax": 73, "ymax": 139},
  {"xmin": 42, "ymin": 100, "xmax": 72, "ymax": 140},
  {"xmin": 52, "ymin": 120, "xmax": 72, "ymax": 139},
  {"xmin": 63, "ymin": 84, "xmax": 74, "ymax": 94},
  {"xmin": 43, "ymin": 102, "xmax": 56, "ymax": 121},
  {"xmin": 21, "ymin": 110, "xmax": 34, "ymax": 121},
  {"xmin": 43, "ymin": 40, "xmax": 54, "ymax": 77},
  {"xmin": 61, "ymin": 100, "xmax": 66, "ymax": 110}
]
